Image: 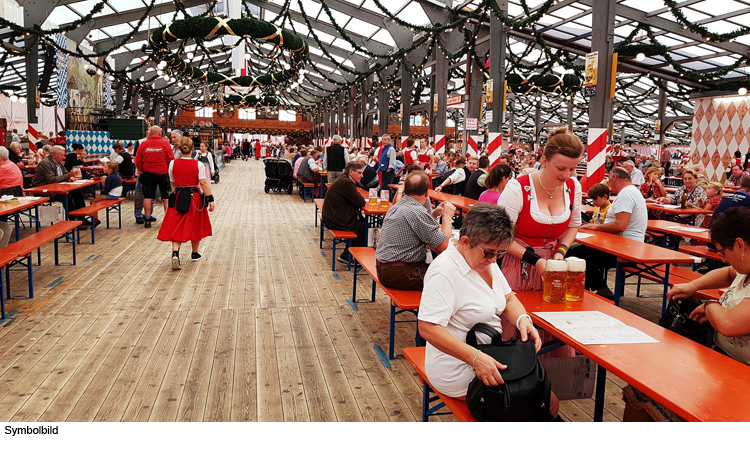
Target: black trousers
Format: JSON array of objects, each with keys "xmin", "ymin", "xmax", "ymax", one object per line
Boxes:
[{"xmin": 567, "ymin": 245, "xmax": 618, "ymax": 291}]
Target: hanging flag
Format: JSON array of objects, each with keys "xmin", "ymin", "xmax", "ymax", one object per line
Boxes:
[
  {"xmin": 434, "ymin": 134, "xmax": 445, "ymax": 154},
  {"xmin": 466, "ymin": 135, "xmax": 478, "ymax": 158}
]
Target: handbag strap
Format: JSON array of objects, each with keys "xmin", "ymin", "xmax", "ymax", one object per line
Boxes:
[{"xmin": 466, "ymin": 323, "xmax": 503, "ymax": 348}]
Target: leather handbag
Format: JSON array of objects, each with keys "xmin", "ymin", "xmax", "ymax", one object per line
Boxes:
[
  {"xmin": 658, "ymin": 297, "xmax": 714, "ymax": 347},
  {"xmin": 465, "ymin": 323, "xmax": 553, "ymax": 422}
]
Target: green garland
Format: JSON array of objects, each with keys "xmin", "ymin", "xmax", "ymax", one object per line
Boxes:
[
  {"xmin": 663, "ymin": 0, "xmax": 750, "ymax": 42},
  {"xmin": 505, "ymin": 73, "xmax": 581, "ymax": 95},
  {"xmin": 149, "ymin": 16, "xmax": 308, "ymax": 87}
]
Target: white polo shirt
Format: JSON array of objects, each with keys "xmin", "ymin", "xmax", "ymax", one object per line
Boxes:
[{"xmin": 418, "ymin": 243, "xmax": 512, "ymax": 398}]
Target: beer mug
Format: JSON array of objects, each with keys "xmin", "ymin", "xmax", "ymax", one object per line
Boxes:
[
  {"xmin": 380, "ymin": 189, "xmax": 390, "ymax": 208},
  {"xmin": 565, "ymin": 257, "xmax": 586, "ymax": 302},
  {"xmin": 543, "ymin": 259, "xmax": 567, "ymax": 303},
  {"xmin": 368, "ymin": 188, "xmax": 378, "ymax": 208}
]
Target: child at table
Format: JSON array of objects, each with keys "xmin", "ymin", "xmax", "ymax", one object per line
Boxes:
[
  {"xmin": 588, "ymin": 183, "xmax": 611, "ymax": 224},
  {"xmin": 90, "ymin": 161, "xmax": 122, "ymax": 227},
  {"xmin": 700, "ymin": 182, "xmax": 722, "ymax": 229}
]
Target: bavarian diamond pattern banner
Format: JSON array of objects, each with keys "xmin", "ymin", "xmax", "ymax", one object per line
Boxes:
[
  {"xmin": 54, "ymin": 33, "xmax": 68, "ymax": 108},
  {"xmin": 104, "ymin": 74, "xmax": 113, "ymax": 109},
  {"xmin": 66, "ymin": 130, "xmax": 141, "ymax": 155}
]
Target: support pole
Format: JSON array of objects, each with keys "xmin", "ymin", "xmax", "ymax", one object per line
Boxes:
[
  {"xmin": 431, "ymin": 50, "xmax": 448, "ymax": 138},
  {"xmin": 588, "ymin": 0, "xmax": 616, "ymax": 135},
  {"xmin": 657, "ymin": 88, "xmax": 667, "ymax": 146},
  {"xmin": 378, "ymin": 86, "xmax": 389, "ymax": 138},
  {"xmin": 488, "ymin": 0, "xmax": 508, "ymax": 133},
  {"xmin": 401, "ymin": 66, "xmax": 412, "ymax": 143}
]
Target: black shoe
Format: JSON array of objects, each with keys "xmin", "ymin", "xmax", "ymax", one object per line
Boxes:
[
  {"xmin": 146, "ymin": 216, "xmax": 158, "ymax": 222},
  {"xmin": 135, "ymin": 217, "xmax": 144, "ymax": 224},
  {"xmin": 94, "ymin": 219, "xmax": 101, "ymax": 228},
  {"xmin": 595, "ymin": 286, "xmax": 615, "ymax": 300},
  {"xmin": 337, "ymin": 253, "xmax": 350, "ymax": 264},
  {"xmin": 171, "ymin": 254, "xmax": 181, "ymax": 270},
  {"xmin": 144, "ymin": 220, "xmax": 151, "ymax": 228},
  {"xmin": 191, "ymin": 252, "xmax": 202, "ymax": 262}
]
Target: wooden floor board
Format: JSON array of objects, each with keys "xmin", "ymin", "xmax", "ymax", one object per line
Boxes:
[{"xmin": 0, "ymin": 160, "xmax": 683, "ymax": 422}]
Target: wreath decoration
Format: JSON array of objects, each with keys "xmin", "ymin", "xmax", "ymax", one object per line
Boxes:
[
  {"xmin": 506, "ymin": 73, "xmax": 581, "ymax": 95},
  {"xmin": 149, "ymin": 16, "xmax": 309, "ymax": 88}
]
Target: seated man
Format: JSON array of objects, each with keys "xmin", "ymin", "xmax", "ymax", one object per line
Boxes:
[
  {"xmin": 31, "ymin": 145, "xmax": 90, "ymax": 227},
  {"xmin": 568, "ymin": 167, "xmax": 647, "ymax": 299},
  {"xmin": 375, "ymin": 171, "xmax": 456, "ymax": 290},
  {"xmin": 356, "ymin": 155, "xmax": 379, "ymax": 190},
  {"xmin": 712, "ymin": 175, "xmax": 750, "ymax": 220},
  {"xmin": 434, "ymin": 157, "xmax": 468, "ymax": 195},
  {"xmin": 321, "ymin": 161, "xmax": 367, "ymax": 263},
  {"xmin": 297, "ymin": 149, "xmax": 322, "ymax": 187},
  {"xmin": 622, "ymin": 160, "xmax": 645, "ymax": 187}
]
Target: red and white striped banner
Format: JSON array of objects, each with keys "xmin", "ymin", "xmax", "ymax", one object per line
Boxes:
[
  {"xmin": 341, "ymin": 138, "xmax": 349, "ymax": 148},
  {"xmin": 28, "ymin": 124, "xmax": 39, "ymax": 154},
  {"xmin": 466, "ymin": 135, "xmax": 478, "ymax": 158},
  {"xmin": 401, "ymin": 136, "xmax": 410, "ymax": 150},
  {"xmin": 581, "ymin": 128, "xmax": 608, "ymax": 193},
  {"xmin": 324, "ymin": 138, "xmax": 332, "ymax": 147},
  {"xmin": 364, "ymin": 137, "xmax": 372, "ymax": 148},
  {"xmin": 487, "ymin": 132, "xmax": 503, "ymax": 167},
  {"xmin": 434, "ymin": 134, "xmax": 445, "ymax": 154}
]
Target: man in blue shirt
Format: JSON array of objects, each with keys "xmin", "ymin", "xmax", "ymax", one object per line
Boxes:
[
  {"xmin": 712, "ymin": 176, "xmax": 750, "ymax": 219},
  {"xmin": 377, "ymin": 134, "xmax": 396, "ymax": 192}
]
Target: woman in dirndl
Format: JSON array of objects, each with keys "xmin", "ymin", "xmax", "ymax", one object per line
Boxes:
[
  {"xmin": 158, "ymin": 136, "xmax": 215, "ymax": 270},
  {"xmin": 496, "ymin": 127, "xmax": 584, "ymax": 358}
]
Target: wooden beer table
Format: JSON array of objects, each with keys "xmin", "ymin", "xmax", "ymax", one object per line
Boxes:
[
  {"xmin": 646, "ymin": 201, "xmax": 710, "ymax": 225},
  {"xmin": 24, "ymin": 179, "xmax": 99, "ymax": 219},
  {"xmin": 646, "ymin": 219, "xmax": 710, "ymax": 250},
  {"xmin": 574, "ymin": 229, "xmax": 695, "ymax": 312},
  {"xmin": 427, "ymin": 189, "xmax": 476, "ymax": 216},
  {"xmin": 516, "ymin": 290, "xmax": 750, "ymax": 422}
]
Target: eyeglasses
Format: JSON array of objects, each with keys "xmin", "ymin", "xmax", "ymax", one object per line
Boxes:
[
  {"xmin": 353, "ymin": 170, "xmax": 364, "ymax": 175},
  {"xmin": 476, "ymin": 243, "xmax": 507, "ymax": 260},
  {"xmin": 715, "ymin": 244, "xmax": 731, "ymax": 258}
]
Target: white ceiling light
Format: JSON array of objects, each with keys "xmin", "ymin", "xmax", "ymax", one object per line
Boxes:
[
  {"xmin": 635, "ymin": 53, "xmax": 646, "ymax": 62},
  {"xmin": 739, "ymin": 87, "xmax": 748, "ymax": 96},
  {"xmin": 186, "ymin": 52, "xmax": 194, "ymax": 60},
  {"xmin": 19, "ymin": 97, "xmax": 26, "ymax": 104},
  {"xmin": 10, "ymin": 95, "xmax": 18, "ymax": 102}
]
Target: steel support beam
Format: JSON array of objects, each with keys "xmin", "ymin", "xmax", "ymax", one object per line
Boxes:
[
  {"xmin": 587, "ymin": 0, "xmax": 616, "ymax": 135},
  {"xmin": 488, "ymin": 0, "xmax": 507, "ymax": 133},
  {"xmin": 400, "ymin": 65, "xmax": 412, "ymax": 140},
  {"xmin": 430, "ymin": 49, "xmax": 448, "ymax": 138}
]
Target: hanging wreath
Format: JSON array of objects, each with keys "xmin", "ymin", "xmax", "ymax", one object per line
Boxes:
[
  {"xmin": 149, "ymin": 16, "xmax": 309, "ymax": 87},
  {"xmin": 505, "ymin": 73, "xmax": 581, "ymax": 95}
]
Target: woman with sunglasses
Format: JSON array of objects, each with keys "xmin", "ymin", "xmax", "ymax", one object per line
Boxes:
[
  {"xmin": 418, "ymin": 203, "xmax": 557, "ymax": 415},
  {"xmin": 622, "ymin": 207, "xmax": 750, "ymax": 421}
]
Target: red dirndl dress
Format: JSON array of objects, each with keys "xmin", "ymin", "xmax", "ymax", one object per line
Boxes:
[{"xmin": 157, "ymin": 158, "xmax": 213, "ymax": 243}]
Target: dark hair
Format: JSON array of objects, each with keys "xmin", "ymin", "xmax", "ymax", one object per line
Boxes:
[
  {"xmin": 460, "ymin": 203, "xmax": 514, "ymax": 247},
  {"xmin": 710, "ymin": 207, "xmax": 750, "ymax": 250},
  {"xmin": 455, "ymin": 157, "xmax": 467, "ymax": 166},
  {"xmin": 587, "ymin": 183, "xmax": 610, "ymax": 200},
  {"xmin": 71, "ymin": 143, "xmax": 84, "ymax": 151},
  {"xmin": 484, "ymin": 164, "xmax": 513, "ymax": 189},
  {"xmin": 343, "ymin": 160, "xmax": 365, "ymax": 175},
  {"xmin": 404, "ymin": 171, "xmax": 430, "ymax": 196},
  {"xmin": 403, "ymin": 164, "xmax": 422, "ymax": 175},
  {"xmin": 406, "ymin": 138, "xmax": 415, "ymax": 148},
  {"xmin": 300, "ymin": 149, "xmax": 308, "ymax": 157},
  {"xmin": 543, "ymin": 127, "xmax": 584, "ymax": 160},
  {"xmin": 741, "ymin": 176, "xmax": 750, "ymax": 190},
  {"xmin": 478, "ymin": 156, "xmax": 490, "ymax": 169}
]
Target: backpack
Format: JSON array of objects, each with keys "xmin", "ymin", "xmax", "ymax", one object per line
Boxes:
[{"xmin": 465, "ymin": 323, "xmax": 553, "ymax": 422}]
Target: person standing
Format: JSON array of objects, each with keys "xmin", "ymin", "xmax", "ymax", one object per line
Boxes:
[
  {"xmin": 463, "ymin": 156, "xmax": 490, "ymax": 200},
  {"xmin": 241, "ymin": 138, "xmax": 251, "ymax": 161},
  {"xmin": 135, "ymin": 126, "xmax": 175, "ymax": 228},
  {"xmin": 377, "ymin": 134, "xmax": 396, "ymax": 192},
  {"xmin": 158, "ymin": 136, "xmax": 215, "ymax": 270},
  {"xmin": 323, "ymin": 135, "xmax": 349, "ymax": 184},
  {"xmin": 194, "ymin": 142, "xmax": 215, "ymax": 180}
]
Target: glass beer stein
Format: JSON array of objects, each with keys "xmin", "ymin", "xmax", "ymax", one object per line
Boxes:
[
  {"xmin": 565, "ymin": 257, "xmax": 586, "ymax": 302},
  {"xmin": 368, "ymin": 188, "xmax": 378, "ymax": 208},
  {"xmin": 543, "ymin": 259, "xmax": 567, "ymax": 303}
]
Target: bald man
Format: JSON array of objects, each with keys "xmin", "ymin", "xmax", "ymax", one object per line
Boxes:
[{"xmin": 135, "ymin": 126, "xmax": 175, "ymax": 227}]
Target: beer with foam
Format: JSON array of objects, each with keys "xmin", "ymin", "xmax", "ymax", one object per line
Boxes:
[
  {"xmin": 543, "ymin": 259, "xmax": 567, "ymax": 303},
  {"xmin": 565, "ymin": 257, "xmax": 586, "ymax": 302}
]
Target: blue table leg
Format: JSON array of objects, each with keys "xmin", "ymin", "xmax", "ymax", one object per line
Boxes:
[
  {"xmin": 389, "ymin": 303, "xmax": 396, "ymax": 359},
  {"xmin": 614, "ymin": 260, "xmax": 623, "ymax": 307},
  {"xmin": 594, "ymin": 365, "xmax": 607, "ymax": 422},
  {"xmin": 422, "ymin": 381, "xmax": 430, "ymax": 422},
  {"xmin": 371, "ymin": 278, "xmax": 376, "ymax": 303},
  {"xmin": 352, "ymin": 259, "xmax": 358, "ymax": 302},
  {"xmin": 662, "ymin": 264, "xmax": 671, "ymax": 315}
]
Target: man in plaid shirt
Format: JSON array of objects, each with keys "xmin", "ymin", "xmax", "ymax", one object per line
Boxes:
[{"xmin": 375, "ymin": 171, "xmax": 456, "ymax": 290}]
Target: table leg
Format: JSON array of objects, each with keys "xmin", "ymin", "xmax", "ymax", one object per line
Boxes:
[
  {"xmin": 352, "ymin": 259, "xmax": 358, "ymax": 302},
  {"xmin": 662, "ymin": 264, "xmax": 671, "ymax": 315},
  {"xmin": 371, "ymin": 279, "xmax": 376, "ymax": 303},
  {"xmin": 614, "ymin": 260, "xmax": 623, "ymax": 307},
  {"xmin": 593, "ymin": 365, "xmax": 607, "ymax": 422}
]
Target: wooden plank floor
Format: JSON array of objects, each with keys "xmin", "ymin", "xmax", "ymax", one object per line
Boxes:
[{"xmin": 0, "ymin": 160, "xmax": 670, "ymax": 422}]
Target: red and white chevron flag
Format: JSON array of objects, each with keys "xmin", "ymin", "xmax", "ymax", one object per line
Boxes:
[
  {"xmin": 401, "ymin": 136, "xmax": 410, "ymax": 150},
  {"xmin": 487, "ymin": 132, "xmax": 503, "ymax": 167},
  {"xmin": 364, "ymin": 137, "xmax": 372, "ymax": 148},
  {"xmin": 324, "ymin": 138, "xmax": 332, "ymax": 147},
  {"xmin": 28, "ymin": 125, "xmax": 39, "ymax": 154},
  {"xmin": 434, "ymin": 134, "xmax": 445, "ymax": 154},
  {"xmin": 581, "ymin": 128, "xmax": 608, "ymax": 193},
  {"xmin": 466, "ymin": 135, "xmax": 478, "ymax": 158},
  {"xmin": 341, "ymin": 138, "xmax": 349, "ymax": 148}
]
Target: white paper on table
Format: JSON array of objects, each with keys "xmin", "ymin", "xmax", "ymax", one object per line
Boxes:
[
  {"xmin": 19, "ymin": 196, "xmax": 42, "ymax": 200},
  {"xmin": 659, "ymin": 205, "xmax": 681, "ymax": 209},
  {"xmin": 59, "ymin": 182, "xmax": 76, "ymax": 185},
  {"xmin": 667, "ymin": 226, "xmax": 706, "ymax": 233},
  {"xmin": 576, "ymin": 232, "xmax": 595, "ymax": 239},
  {"xmin": 534, "ymin": 311, "xmax": 658, "ymax": 345}
]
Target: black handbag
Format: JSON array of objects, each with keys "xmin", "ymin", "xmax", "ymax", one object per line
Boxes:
[
  {"xmin": 658, "ymin": 297, "xmax": 714, "ymax": 347},
  {"xmin": 171, "ymin": 187, "xmax": 199, "ymax": 214},
  {"xmin": 465, "ymin": 323, "xmax": 553, "ymax": 422}
]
